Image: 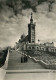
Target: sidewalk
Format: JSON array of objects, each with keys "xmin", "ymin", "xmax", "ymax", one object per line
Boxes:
[{"xmin": 5, "ymin": 71, "xmax": 56, "ymax": 80}]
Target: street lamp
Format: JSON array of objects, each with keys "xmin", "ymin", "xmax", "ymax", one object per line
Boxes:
[{"xmin": 38, "ymin": 39, "xmax": 40, "ymax": 44}]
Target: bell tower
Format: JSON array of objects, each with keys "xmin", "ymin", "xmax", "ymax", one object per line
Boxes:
[{"xmin": 28, "ymin": 12, "xmax": 35, "ymax": 43}]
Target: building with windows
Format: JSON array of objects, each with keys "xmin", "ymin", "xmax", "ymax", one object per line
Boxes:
[{"xmin": 16, "ymin": 12, "xmax": 56, "ymax": 53}]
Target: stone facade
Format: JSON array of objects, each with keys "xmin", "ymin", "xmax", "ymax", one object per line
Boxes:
[
  {"xmin": 28, "ymin": 12, "xmax": 35, "ymax": 43},
  {"xmin": 17, "ymin": 12, "xmax": 56, "ymax": 53}
]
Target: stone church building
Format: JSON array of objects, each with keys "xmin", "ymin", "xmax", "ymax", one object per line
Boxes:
[{"xmin": 15, "ymin": 12, "xmax": 56, "ymax": 53}]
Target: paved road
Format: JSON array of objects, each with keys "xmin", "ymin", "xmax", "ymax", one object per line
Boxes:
[{"xmin": 7, "ymin": 50, "xmax": 45, "ymax": 70}]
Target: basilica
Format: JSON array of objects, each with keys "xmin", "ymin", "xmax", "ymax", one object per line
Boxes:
[{"xmin": 16, "ymin": 12, "xmax": 56, "ymax": 53}]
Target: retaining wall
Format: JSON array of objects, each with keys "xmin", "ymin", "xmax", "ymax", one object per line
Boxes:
[{"xmin": 32, "ymin": 58, "xmax": 56, "ymax": 69}]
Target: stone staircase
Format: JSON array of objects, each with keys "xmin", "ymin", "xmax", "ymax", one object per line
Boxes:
[
  {"xmin": 7, "ymin": 50, "xmax": 44, "ymax": 70},
  {"xmin": 5, "ymin": 50, "xmax": 47, "ymax": 80},
  {"xmin": 7, "ymin": 50, "xmax": 21, "ymax": 70}
]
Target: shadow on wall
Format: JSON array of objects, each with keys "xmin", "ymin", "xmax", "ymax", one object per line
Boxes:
[{"xmin": 0, "ymin": 48, "xmax": 8, "ymax": 68}]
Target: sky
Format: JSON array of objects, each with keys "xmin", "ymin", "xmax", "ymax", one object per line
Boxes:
[{"xmin": 0, "ymin": 0, "xmax": 56, "ymax": 47}]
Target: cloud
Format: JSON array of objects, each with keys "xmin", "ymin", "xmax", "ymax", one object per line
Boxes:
[
  {"xmin": 0, "ymin": 0, "xmax": 56, "ymax": 47},
  {"xmin": 22, "ymin": 2, "xmax": 56, "ymax": 46}
]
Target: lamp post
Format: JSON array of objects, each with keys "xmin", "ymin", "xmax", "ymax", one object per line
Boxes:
[{"xmin": 38, "ymin": 39, "xmax": 40, "ymax": 44}]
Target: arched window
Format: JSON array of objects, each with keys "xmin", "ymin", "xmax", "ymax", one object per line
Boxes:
[
  {"xmin": 37, "ymin": 47, "xmax": 39, "ymax": 50},
  {"xmin": 32, "ymin": 46, "xmax": 35, "ymax": 49},
  {"xmin": 28, "ymin": 47, "xmax": 31, "ymax": 49},
  {"xmin": 42, "ymin": 48, "xmax": 44, "ymax": 51}
]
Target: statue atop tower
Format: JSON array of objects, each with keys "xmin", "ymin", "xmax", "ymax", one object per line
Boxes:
[{"xmin": 30, "ymin": 12, "xmax": 33, "ymax": 24}]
